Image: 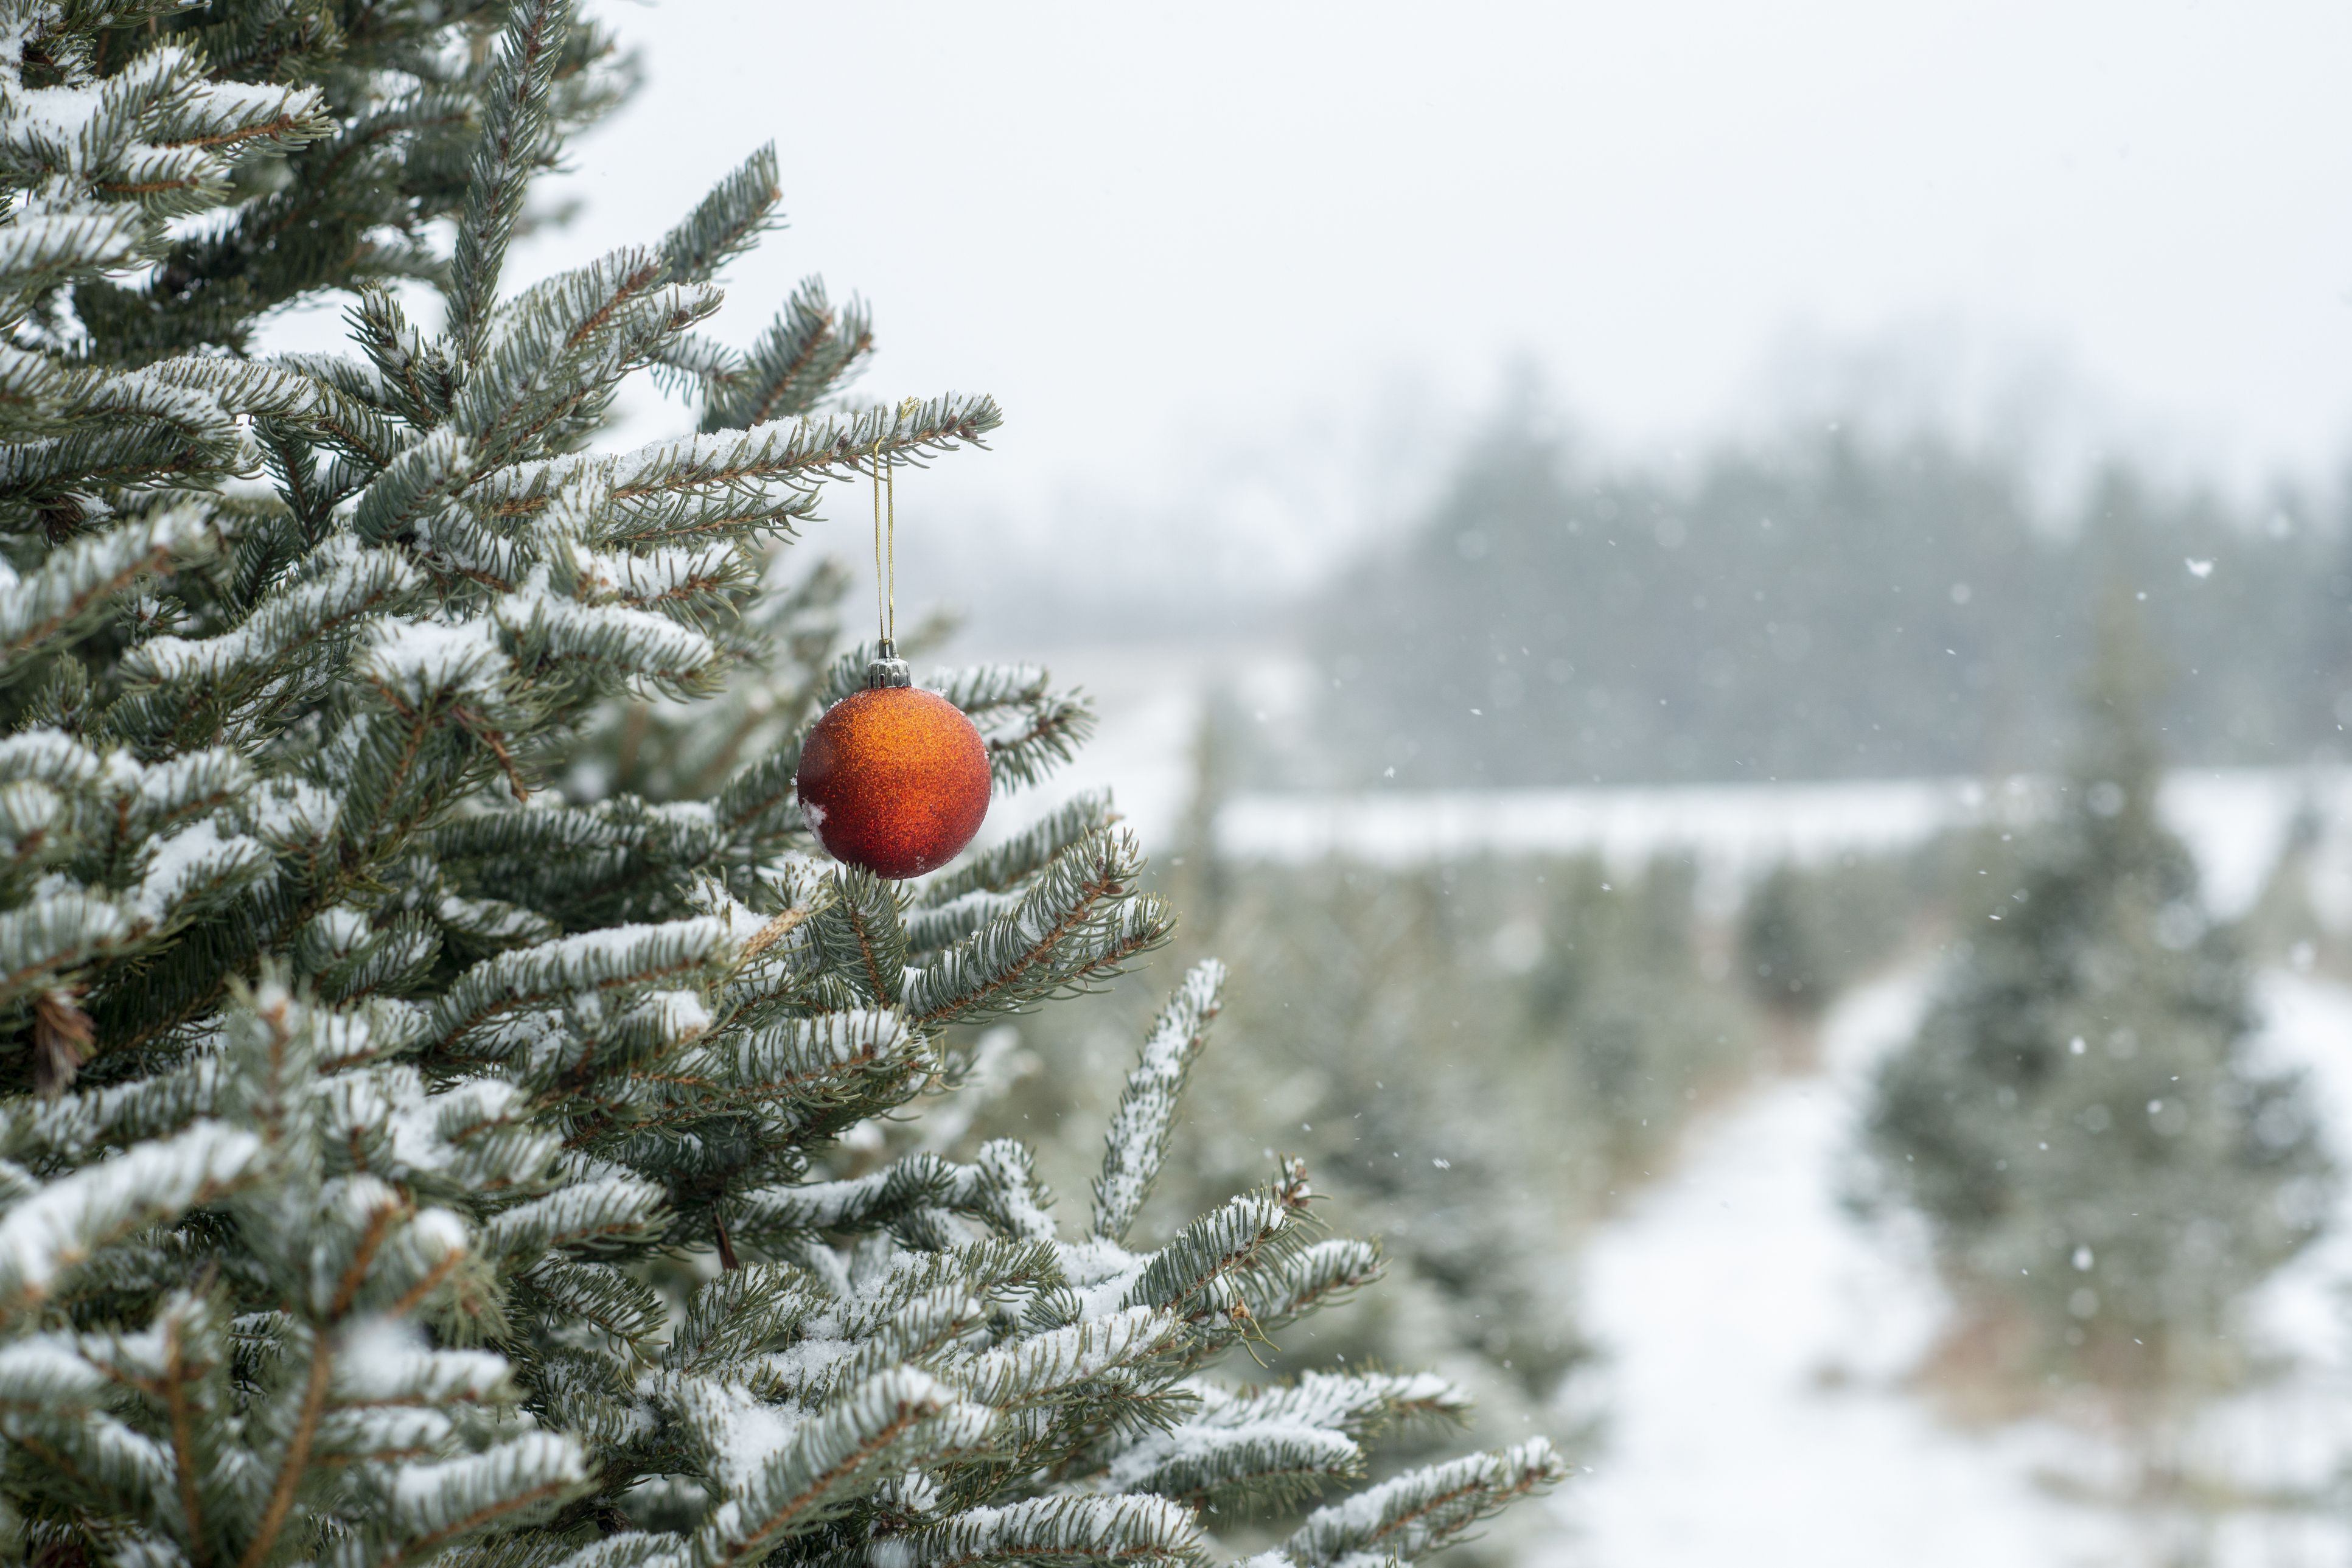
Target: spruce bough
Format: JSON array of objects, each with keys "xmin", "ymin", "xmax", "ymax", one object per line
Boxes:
[{"xmin": 0, "ymin": 2, "xmax": 1560, "ymax": 1566}]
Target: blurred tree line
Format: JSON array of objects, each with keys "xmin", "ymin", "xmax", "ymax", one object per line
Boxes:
[{"xmin": 1302, "ymin": 414, "xmax": 2352, "ymax": 786}]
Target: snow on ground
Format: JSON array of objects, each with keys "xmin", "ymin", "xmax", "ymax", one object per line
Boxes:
[
  {"xmin": 1539, "ymin": 969, "xmax": 2352, "ymax": 1568},
  {"xmin": 1222, "ymin": 767, "xmax": 2352, "ymax": 920},
  {"xmin": 2197, "ymin": 972, "xmax": 2352, "ymax": 1564},
  {"xmin": 1540, "ymin": 970, "xmax": 2115, "ymax": 1568},
  {"xmin": 981, "ymin": 654, "xmax": 2352, "ymax": 1562},
  {"xmin": 965, "ymin": 636, "xmax": 2352, "ymax": 927}
]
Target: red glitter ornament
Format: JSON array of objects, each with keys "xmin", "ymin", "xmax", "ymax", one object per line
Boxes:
[{"xmin": 796, "ymin": 657, "xmax": 991, "ymax": 879}]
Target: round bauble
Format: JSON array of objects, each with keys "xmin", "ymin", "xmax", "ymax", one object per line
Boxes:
[{"xmin": 797, "ymin": 680, "xmax": 991, "ymax": 879}]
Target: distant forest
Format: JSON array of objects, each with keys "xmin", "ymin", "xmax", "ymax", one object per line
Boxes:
[{"xmin": 1300, "ymin": 419, "xmax": 2352, "ymax": 786}]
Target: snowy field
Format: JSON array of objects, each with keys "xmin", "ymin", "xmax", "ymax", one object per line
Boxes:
[
  {"xmin": 987, "ymin": 640, "xmax": 2352, "ymax": 922},
  {"xmin": 1002, "ymin": 651, "xmax": 2352, "ymax": 1564},
  {"xmin": 1532, "ymin": 969, "xmax": 2352, "ymax": 1568},
  {"xmin": 1218, "ymin": 769, "xmax": 2352, "ymax": 922}
]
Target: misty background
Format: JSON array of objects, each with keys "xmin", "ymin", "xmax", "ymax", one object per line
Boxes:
[
  {"xmin": 491, "ymin": 0, "xmax": 2352, "ymax": 663},
  {"xmin": 445, "ymin": 2, "xmax": 2352, "ymax": 676}
]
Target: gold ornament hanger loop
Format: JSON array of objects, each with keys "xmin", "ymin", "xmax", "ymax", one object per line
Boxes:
[{"xmin": 866, "ymin": 399, "xmax": 921, "ymax": 688}]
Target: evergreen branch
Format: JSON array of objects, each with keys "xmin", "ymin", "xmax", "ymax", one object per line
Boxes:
[
  {"xmin": 647, "ymin": 1008, "xmax": 923, "ymax": 1129},
  {"xmin": 804, "ymin": 1279, "xmax": 994, "ymax": 1396},
  {"xmin": 0, "ymin": 890, "xmax": 127, "ymax": 1009},
  {"xmin": 159, "ymin": 1302, "xmax": 215, "ymax": 1568},
  {"xmin": 551, "ymin": 1536, "xmax": 689, "ymax": 1568},
  {"xmin": 380, "ymin": 1433, "xmax": 590, "ymax": 1566},
  {"xmin": 667, "ymin": 1264, "xmax": 824, "ymax": 1373},
  {"xmin": 482, "ymin": 1176, "xmax": 665, "ymax": 1259},
  {"xmin": 916, "ymin": 790, "xmax": 1118, "ymax": 908},
  {"xmin": 1122, "ymin": 1183, "xmax": 1303, "ymax": 1323},
  {"xmin": 713, "ymin": 733, "xmax": 805, "ymax": 846},
  {"xmin": 854, "ymin": 1494, "xmax": 1204, "ymax": 1568},
  {"xmin": 900, "ymin": 830, "xmax": 1172, "ymax": 1031},
  {"xmin": 732, "ymin": 1151, "xmax": 969, "ymax": 1237},
  {"xmin": 807, "ymin": 869, "xmax": 907, "ymax": 1008},
  {"xmin": 0, "ymin": 506, "xmax": 209, "ymax": 671},
  {"xmin": 471, "ymin": 393, "xmax": 1002, "ymax": 531},
  {"xmin": 355, "ymin": 429, "xmax": 473, "ymax": 545},
  {"xmin": 947, "ymin": 1305, "xmax": 1178, "ymax": 1410},
  {"xmin": 1282, "ymin": 1439, "xmax": 1564, "ymax": 1568},
  {"xmin": 346, "ymin": 287, "xmax": 458, "ymax": 429},
  {"xmin": 454, "ymin": 250, "xmax": 716, "ymax": 467},
  {"xmin": 692, "ymin": 1367, "xmax": 995, "ymax": 1566},
  {"xmin": 733, "ymin": 1144, "xmax": 1053, "ymax": 1252},
  {"xmin": 234, "ymin": 1331, "xmax": 335, "ymax": 1568},
  {"xmin": 1115, "ymin": 1423, "xmax": 1362, "ymax": 1512},
  {"xmin": 427, "ymin": 919, "xmax": 729, "ymax": 1053},
  {"xmin": 658, "ymin": 144, "xmax": 780, "ymax": 286},
  {"xmin": 117, "ymin": 537, "xmax": 424, "ymax": 741},
  {"xmin": 150, "ymin": 355, "xmax": 405, "ymax": 466},
  {"xmin": 0, "ymin": 1121, "xmax": 262, "ymax": 1321},
  {"xmin": 0, "ymin": 367, "xmax": 246, "ymax": 506},
  {"xmin": 1097, "ymin": 1371, "xmax": 1468, "ymax": 1510},
  {"xmin": 1092, "ymin": 961, "xmax": 1223, "ymax": 1244},
  {"xmin": 448, "ymin": 0, "xmax": 571, "ymax": 359},
  {"xmin": 1241, "ymin": 1238, "xmax": 1384, "ymax": 1333},
  {"xmin": 702, "ymin": 280, "xmax": 871, "ymax": 433},
  {"xmin": 0, "ymin": 206, "xmax": 145, "ymax": 294}
]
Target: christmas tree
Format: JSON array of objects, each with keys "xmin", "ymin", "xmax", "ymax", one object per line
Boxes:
[
  {"xmin": 1863, "ymin": 593, "xmax": 2333, "ymax": 1390},
  {"xmin": 0, "ymin": 4, "xmax": 1561, "ymax": 1566},
  {"xmin": 1737, "ymin": 852, "xmax": 1917, "ymax": 1033}
]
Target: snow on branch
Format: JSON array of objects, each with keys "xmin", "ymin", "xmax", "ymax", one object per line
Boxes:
[
  {"xmin": 0, "ymin": 890, "xmax": 130, "ymax": 1010},
  {"xmin": 694, "ymin": 1365, "xmax": 994, "ymax": 1566},
  {"xmin": 668, "ymin": 1264, "xmax": 825, "ymax": 1374},
  {"xmin": 481, "ymin": 1174, "xmax": 663, "ymax": 1261},
  {"xmin": 1240, "ymin": 1238, "xmax": 1385, "ymax": 1334},
  {"xmin": 948, "ymin": 1303, "xmax": 1175, "ymax": 1410},
  {"xmin": 1107, "ymin": 1370, "xmax": 1469, "ymax": 1507},
  {"xmin": 1283, "ymin": 1438, "xmax": 1565, "ymax": 1568},
  {"xmin": 121, "ymin": 536, "xmax": 422, "ymax": 705},
  {"xmin": 656, "ymin": 1008, "xmax": 924, "ymax": 1130},
  {"xmin": 1120, "ymin": 1185, "xmax": 1303, "ymax": 1325},
  {"xmin": 1092, "ymin": 960, "xmax": 1224, "ymax": 1245},
  {"xmin": 456, "ymin": 250, "xmax": 718, "ymax": 468},
  {"xmin": 874, "ymin": 1493, "xmax": 1202, "ymax": 1568},
  {"xmin": 927, "ymin": 663, "xmax": 1095, "ymax": 795},
  {"xmin": 383, "ymin": 1430, "xmax": 588, "ymax": 1560},
  {"xmin": 355, "ymin": 428, "xmax": 474, "ymax": 546},
  {"xmin": 0, "ymin": 1121, "xmax": 262, "ymax": 1320},
  {"xmin": 1114, "ymin": 1421, "xmax": 1361, "ymax": 1511},
  {"xmin": 0, "ymin": 505, "xmax": 211, "ymax": 671},
  {"xmin": 899, "ymin": 828, "xmax": 1172, "ymax": 1032},
  {"xmin": 427, "ymin": 918, "xmax": 728, "ymax": 1052}
]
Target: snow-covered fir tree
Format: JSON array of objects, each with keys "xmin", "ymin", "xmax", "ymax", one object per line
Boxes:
[
  {"xmin": 1863, "ymin": 594, "xmax": 2334, "ymax": 1389},
  {"xmin": 0, "ymin": 4, "xmax": 1561, "ymax": 1567}
]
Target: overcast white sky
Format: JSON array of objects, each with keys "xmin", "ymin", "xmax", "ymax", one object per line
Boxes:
[{"xmin": 497, "ymin": 1, "xmax": 2352, "ymax": 622}]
